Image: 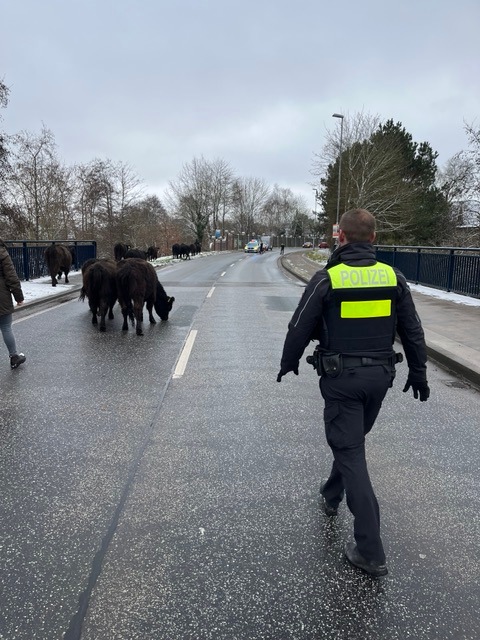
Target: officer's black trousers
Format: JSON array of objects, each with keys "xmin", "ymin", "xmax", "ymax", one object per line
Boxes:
[{"xmin": 320, "ymin": 365, "xmax": 392, "ymax": 564}]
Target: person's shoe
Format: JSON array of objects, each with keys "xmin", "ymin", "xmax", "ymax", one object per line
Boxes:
[
  {"xmin": 10, "ymin": 353, "xmax": 26, "ymax": 369},
  {"xmin": 320, "ymin": 482, "xmax": 338, "ymax": 516},
  {"xmin": 345, "ymin": 542, "xmax": 388, "ymax": 577}
]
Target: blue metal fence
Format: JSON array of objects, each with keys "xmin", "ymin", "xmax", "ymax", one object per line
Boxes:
[
  {"xmin": 375, "ymin": 246, "xmax": 480, "ymax": 299},
  {"xmin": 4, "ymin": 240, "xmax": 97, "ymax": 281}
]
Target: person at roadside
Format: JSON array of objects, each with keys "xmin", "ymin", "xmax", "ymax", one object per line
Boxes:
[
  {"xmin": 277, "ymin": 209, "xmax": 429, "ymax": 577},
  {"xmin": 0, "ymin": 239, "xmax": 26, "ymax": 369},
  {"xmin": 280, "ymin": 243, "xmax": 285, "ymax": 255}
]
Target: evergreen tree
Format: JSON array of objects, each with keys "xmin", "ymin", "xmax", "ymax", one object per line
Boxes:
[{"xmin": 319, "ymin": 117, "xmax": 449, "ymax": 245}]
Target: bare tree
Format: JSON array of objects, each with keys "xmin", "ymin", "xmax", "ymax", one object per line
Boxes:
[
  {"xmin": 165, "ymin": 156, "xmax": 233, "ymax": 243},
  {"xmin": 230, "ymin": 176, "xmax": 270, "ymax": 237},
  {"xmin": 259, "ymin": 185, "xmax": 309, "ymax": 236},
  {"xmin": 7, "ymin": 126, "xmax": 60, "ymax": 239},
  {"xmin": 73, "ymin": 160, "xmax": 112, "ymax": 238},
  {"xmin": 438, "ymin": 124, "xmax": 479, "ymax": 245},
  {"xmin": 72, "ymin": 159, "xmax": 143, "ymax": 253},
  {"xmin": 464, "ymin": 121, "xmax": 480, "ymax": 208},
  {"xmin": 121, "ymin": 195, "xmax": 169, "ymax": 250},
  {"xmin": 115, "ymin": 161, "xmax": 144, "ymax": 241},
  {"xmin": 0, "ymin": 79, "xmax": 10, "ymax": 209},
  {"xmin": 208, "ymin": 158, "xmax": 234, "ymax": 234},
  {"xmin": 38, "ymin": 160, "xmax": 77, "ymax": 238}
]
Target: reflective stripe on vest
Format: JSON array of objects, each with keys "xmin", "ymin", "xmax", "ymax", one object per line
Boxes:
[{"xmin": 328, "ymin": 263, "xmax": 397, "ymax": 319}]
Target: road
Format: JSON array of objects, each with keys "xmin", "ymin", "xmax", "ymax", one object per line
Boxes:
[{"xmin": 1, "ymin": 251, "xmax": 479, "ymax": 639}]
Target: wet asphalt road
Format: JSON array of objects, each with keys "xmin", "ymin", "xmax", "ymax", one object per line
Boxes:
[{"xmin": 1, "ymin": 251, "xmax": 479, "ymax": 639}]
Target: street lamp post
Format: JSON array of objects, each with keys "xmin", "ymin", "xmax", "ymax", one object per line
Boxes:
[
  {"xmin": 332, "ymin": 113, "xmax": 344, "ymax": 227},
  {"xmin": 313, "ymin": 188, "xmax": 319, "ymax": 249}
]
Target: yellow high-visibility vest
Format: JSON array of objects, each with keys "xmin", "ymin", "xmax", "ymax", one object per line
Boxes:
[{"xmin": 328, "ymin": 263, "xmax": 397, "ymax": 319}]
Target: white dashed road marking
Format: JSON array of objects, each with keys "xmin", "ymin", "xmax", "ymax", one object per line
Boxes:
[{"xmin": 173, "ymin": 330, "xmax": 198, "ymax": 378}]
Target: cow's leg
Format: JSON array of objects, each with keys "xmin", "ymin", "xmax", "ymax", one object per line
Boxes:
[
  {"xmin": 108, "ymin": 305, "xmax": 114, "ymax": 320},
  {"xmin": 65, "ymin": 272, "xmax": 69, "ymax": 284},
  {"xmin": 89, "ymin": 302, "xmax": 98, "ymax": 325},
  {"xmin": 121, "ymin": 308, "xmax": 129, "ymax": 331},
  {"xmin": 99, "ymin": 301, "xmax": 108, "ymax": 332},
  {"xmin": 51, "ymin": 274, "xmax": 57, "ymax": 287},
  {"xmin": 147, "ymin": 299, "xmax": 156, "ymax": 324},
  {"xmin": 134, "ymin": 299, "xmax": 144, "ymax": 335}
]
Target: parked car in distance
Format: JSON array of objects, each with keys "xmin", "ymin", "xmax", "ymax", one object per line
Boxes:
[
  {"xmin": 244, "ymin": 240, "xmax": 261, "ymax": 253},
  {"xmin": 302, "ymin": 241, "xmax": 313, "ymax": 248},
  {"xmin": 318, "ymin": 241, "xmax": 329, "ymax": 249}
]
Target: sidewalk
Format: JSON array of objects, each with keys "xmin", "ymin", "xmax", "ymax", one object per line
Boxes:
[{"xmin": 280, "ymin": 250, "xmax": 480, "ymax": 389}]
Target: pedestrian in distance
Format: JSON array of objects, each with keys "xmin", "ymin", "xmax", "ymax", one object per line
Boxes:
[
  {"xmin": 277, "ymin": 208, "xmax": 429, "ymax": 577},
  {"xmin": 0, "ymin": 239, "xmax": 26, "ymax": 369},
  {"xmin": 280, "ymin": 243, "xmax": 285, "ymax": 255}
]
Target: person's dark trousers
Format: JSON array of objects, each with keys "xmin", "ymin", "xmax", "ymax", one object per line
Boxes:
[{"xmin": 320, "ymin": 366, "xmax": 393, "ymax": 564}]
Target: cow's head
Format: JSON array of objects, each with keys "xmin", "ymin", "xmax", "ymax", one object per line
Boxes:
[{"xmin": 154, "ymin": 283, "xmax": 175, "ymax": 321}]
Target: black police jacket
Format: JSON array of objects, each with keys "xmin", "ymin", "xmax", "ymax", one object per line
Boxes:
[{"xmin": 279, "ymin": 242, "xmax": 428, "ymax": 379}]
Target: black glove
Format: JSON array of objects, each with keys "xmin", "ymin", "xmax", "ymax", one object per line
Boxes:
[
  {"xmin": 403, "ymin": 374, "xmax": 430, "ymax": 401},
  {"xmin": 277, "ymin": 367, "xmax": 299, "ymax": 382}
]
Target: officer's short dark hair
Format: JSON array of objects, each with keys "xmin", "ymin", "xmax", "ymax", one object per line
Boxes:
[{"xmin": 339, "ymin": 209, "xmax": 376, "ymax": 243}]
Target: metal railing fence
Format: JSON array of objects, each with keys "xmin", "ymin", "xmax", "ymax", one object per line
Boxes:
[
  {"xmin": 4, "ymin": 240, "xmax": 97, "ymax": 281},
  {"xmin": 375, "ymin": 246, "xmax": 480, "ymax": 299},
  {"xmin": 4, "ymin": 240, "xmax": 479, "ymax": 298}
]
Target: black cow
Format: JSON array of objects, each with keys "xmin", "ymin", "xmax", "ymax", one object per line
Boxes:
[
  {"xmin": 147, "ymin": 246, "xmax": 159, "ymax": 261},
  {"xmin": 114, "ymin": 242, "xmax": 130, "ymax": 261},
  {"xmin": 68, "ymin": 245, "xmax": 77, "ymax": 267},
  {"xmin": 79, "ymin": 259, "xmax": 117, "ymax": 331},
  {"xmin": 172, "ymin": 243, "xmax": 181, "ymax": 259},
  {"xmin": 180, "ymin": 243, "xmax": 191, "ymax": 260},
  {"xmin": 116, "ymin": 258, "xmax": 175, "ymax": 335},
  {"xmin": 44, "ymin": 243, "xmax": 72, "ymax": 287},
  {"xmin": 125, "ymin": 248, "xmax": 147, "ymax": 260},
  {"xmin": 81, "ymin": 257, "xmax": 98, "ymax": 275}
]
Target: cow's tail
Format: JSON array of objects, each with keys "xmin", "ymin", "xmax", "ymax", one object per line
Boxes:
[{"xmin": 88, "ymin": 264, "xmax": 109, "ymax": 312}]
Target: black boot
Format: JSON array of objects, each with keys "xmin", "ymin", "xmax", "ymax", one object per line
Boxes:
[
  {"xmin": 345, "ymin": 542, "xmax": 388, "ymax": 577},
  {"xmin": 10, "ymin": 353, "xmax": 26, "ymax": 369}
]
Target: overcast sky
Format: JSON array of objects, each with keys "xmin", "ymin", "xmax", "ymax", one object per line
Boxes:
[{"xmin": 2, "ymin": 0, "xmax": 479, "ymax": 209}]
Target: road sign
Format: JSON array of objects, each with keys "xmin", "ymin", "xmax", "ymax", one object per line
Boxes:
[{"xmin": 332, "ymin": 224, "xmax": 339, "ymax": 238}]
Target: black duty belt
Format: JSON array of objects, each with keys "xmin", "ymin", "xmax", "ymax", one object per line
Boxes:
[
  {"xmin": 342, "ymin": 354, "xmax": 401, "ymax": 367},
  {"xmin": 307, "ymin": 351, "xmax": 403, "ymax": 377}
]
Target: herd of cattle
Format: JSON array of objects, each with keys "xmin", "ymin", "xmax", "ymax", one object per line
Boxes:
[
  {"xmin": 43, "ymin": 242, "xmax": 177, "ymax": 335},
  {"xmin": 111, "ymin": 241, "xmax": 202, "ymax": 262},
  {"xmin": 172, "ymin": 241, "xmax": 202, "ymax": 260}
]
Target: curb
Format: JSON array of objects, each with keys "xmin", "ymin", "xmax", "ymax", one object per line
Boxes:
[{"xmin": 279, "ymin": 253, "xmax": 311, "ymax": 284}]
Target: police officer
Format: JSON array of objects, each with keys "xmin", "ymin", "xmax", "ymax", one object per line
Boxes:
[{"xmin": 277, "ymin": 209, "xmax": 429, "ymax": 577}]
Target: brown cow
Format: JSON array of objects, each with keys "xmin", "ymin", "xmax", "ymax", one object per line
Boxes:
[
  {"xmin": 79, "ymin": 259, "xmax": 118, "ymax": 331},
  {"xmin": 44, "ymin": 244, "xmax": 72, "ymax": 287},
  {"xmin": 116, "ymin": 258, "xmax": 174, "ymax": 335}
]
